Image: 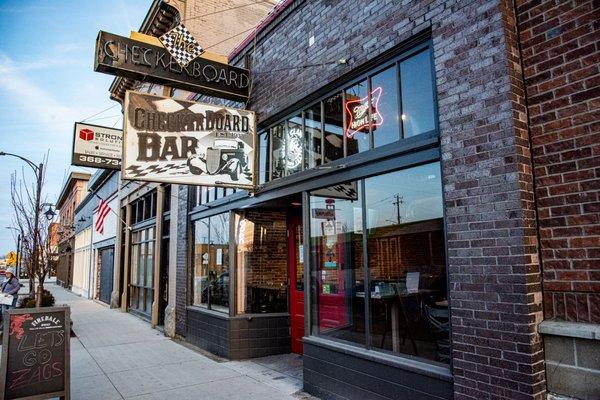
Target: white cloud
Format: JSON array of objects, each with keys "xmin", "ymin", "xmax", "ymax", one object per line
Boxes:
[{"xmin": 0, "ymin": 53, "xmax": 80, "ymax": 128}]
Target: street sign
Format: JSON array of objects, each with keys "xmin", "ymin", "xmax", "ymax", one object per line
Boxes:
[
  {"xmin": 122, "ymin": 91, "xmax": 256, "ymax": 188},
  {"xmin": 6, "ymin": 251, "xmax": 17, "ymax": 266},
  {"xmin": 72, "ymin": 122, "xmax": 123, "ymax": 170},
  {"xmin": 0, "ymin": 306, "xmax": 71, "ymax": 400},
  {"xmin": 94, "ymin": 31, "xmax": 250, "ymax": 103}
]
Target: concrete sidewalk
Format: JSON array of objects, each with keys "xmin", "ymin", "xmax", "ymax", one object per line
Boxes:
[{"xmin": 44, "ymin": 283, "xmax": 313, "ymax": 400}]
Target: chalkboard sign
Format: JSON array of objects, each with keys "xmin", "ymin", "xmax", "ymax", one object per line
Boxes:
[{"xmin": 0, "ymin": 306, "xmax": 70, "ymax": 400}]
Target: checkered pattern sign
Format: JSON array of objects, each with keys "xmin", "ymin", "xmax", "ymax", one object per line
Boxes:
[{"xmin": 159, "ymin": 23, "xmax": 204, "ymax": 67}]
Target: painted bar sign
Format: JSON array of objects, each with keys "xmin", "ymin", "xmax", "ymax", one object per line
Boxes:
[
  {"xmin": 94, "ymin": 31, "xmax": 250, "ymax": 102},
  {"xmin": 0, "ymin": 306, "xmax": 71, "ymax": 400},
  {"xmin": 72, "ymin": 122, "xmax": 122, "ymax": 170},
  {"xmin": 123, "ymin": 91, "xmax": 256, "ymax": 188}
]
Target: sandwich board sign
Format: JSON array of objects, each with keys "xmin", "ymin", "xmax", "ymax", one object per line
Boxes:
[{"xmin": 0, "ymin": 306, "xmax": 71, "ymax": 400}]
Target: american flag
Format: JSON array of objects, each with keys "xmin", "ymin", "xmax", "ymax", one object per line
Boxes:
[{"xmin": 95, "ymin": 198, "xmax": 111, "ymax": 235}]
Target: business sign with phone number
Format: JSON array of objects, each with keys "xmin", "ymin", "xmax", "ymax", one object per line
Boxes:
[{"xmin": 72, "ymin": 122, "xmax": 122, "ymax": 170}]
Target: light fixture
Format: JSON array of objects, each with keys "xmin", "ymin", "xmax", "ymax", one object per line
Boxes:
[{"xmin": 44, "ymin": 207, "xmax": 57, "ymax": 221}]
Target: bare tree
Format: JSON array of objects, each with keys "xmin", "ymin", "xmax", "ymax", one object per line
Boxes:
[{"xmin": 9, "ymin": 157, "xmax": 53, "ymax": 307}]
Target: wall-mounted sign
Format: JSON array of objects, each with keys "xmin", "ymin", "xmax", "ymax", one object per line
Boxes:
[
  {"xmin": 72, "ymin": 122, "xmax": 122, "ymax": 170},
  {"xmin": 159, "ymin": 23, "xmax": 204, "ymax": 67},
  {"xmin": 123, "ymin": 91, "xmax": 256, "ymax": 188},
  {"xmin": 0, "ymin": 306, "xmax": 71, "ymax": 400},
  {"xmin": 345, "ymin": 87, "xmax": 383, "ymax": 137},
  {"xmin": 95, "ymin": 31, "xmax": 250, "ymax": 102}
]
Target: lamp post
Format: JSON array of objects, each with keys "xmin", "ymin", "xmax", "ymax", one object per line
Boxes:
[{"xmin": 1, "ymin": 151, "xmax": 44, "ymax": 305}]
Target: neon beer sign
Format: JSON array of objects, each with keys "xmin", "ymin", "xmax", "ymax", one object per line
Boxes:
[{"xmin": 345, "ymin": 86, "xmax": 383, "ymax": 137}]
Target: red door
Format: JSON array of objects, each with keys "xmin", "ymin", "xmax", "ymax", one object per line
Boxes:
[{"xmin": 289, "ymin": 214, "xmax": 304, "ymax": 354}]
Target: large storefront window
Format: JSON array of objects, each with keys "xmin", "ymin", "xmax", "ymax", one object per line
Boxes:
[
  {"xmin": 192, "ymin": 213, "xmax": 230, "ymax": 313},
  {"xmin": 309, "ymin": 162, "xmax": 448, "ymax": 365},
  {"xmin": 235, "ymin": 211, "xmax": 288, "ymax": 314},
  {"xmin": 259, "ymin": 46, "xmax": 435, "ymax": 183}
]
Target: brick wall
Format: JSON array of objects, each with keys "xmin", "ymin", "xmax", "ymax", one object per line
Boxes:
[
  {"xmin": 517, "ymin": 0, "xmax": 599, "ymax": 323},
  {"xmin": 182, "ymin": 0, "xmax": 278, "ymax": 56}
]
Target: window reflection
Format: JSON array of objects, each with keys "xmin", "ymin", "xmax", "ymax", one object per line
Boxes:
[
  {"xmin": 193, "ymin": 219, "xmax": 210, "ymax": 307},
  {"xmin": 371, "ymin": 67, "xmax": 400, "ymax": 147},
  {"xmin": 310, "ymin": 182, "xmax": 365, "ymax": 345},
  {"xmin": 323, "ymin": 93, "xmax": 344, "ymax": 163},
  {"xmin": 209, "ymin": 213, "xmax": 230, "ymax": 312},
  {"xmin": 305, "ymin": 103, "xmax": 323, "ymax": 169},
  {"xmin": 365, "ymin": 163, "xmax": 447, "ymax": 363},
  {"xmin": 235, "ymin": 211, "xmax": 288, "ymax": 314},
  {"xmin": 309, "ymin": 163, "xmax": 448, "ymax": 365},
  {"xmin": 271, "ymin": 123, "xmax": 286, "ymax": 179},
  {"xmin": 259, "ymin": 132, "xmax": 270, "ymax": 184},
  {"xmin": 192, "ymin": 214, "xmax": 230, "ymax": 313},
  {"xmin": 401, "ymin": 50, "xmax": 435, "ymax": 138}
]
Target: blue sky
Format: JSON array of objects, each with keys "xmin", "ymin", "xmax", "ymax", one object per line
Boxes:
[{"xmin": 0, "ymin": 0, "xmax": 151, "ymax": 254}]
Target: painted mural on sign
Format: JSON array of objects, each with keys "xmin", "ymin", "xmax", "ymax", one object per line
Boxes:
[{"xmin": 123, "ymin": 91, "xmax": 256, "ymax": 188}]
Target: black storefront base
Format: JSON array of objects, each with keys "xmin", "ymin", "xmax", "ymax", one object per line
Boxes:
[
  {"xmin": 186, "ymin": 307, "xmax": 290, "ymax": 360},
  {"xmin": 303, "ymin": 337, "xmax": 453, "ymax": 400}
]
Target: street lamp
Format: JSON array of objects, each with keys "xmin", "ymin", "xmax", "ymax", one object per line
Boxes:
[
  {"xmin": 1, "ymin": 150, "xmax": 44, "ymax": 305},
  {"xmin": 42, "ymin": 204, "xmax": 57, "ymax": 221}
]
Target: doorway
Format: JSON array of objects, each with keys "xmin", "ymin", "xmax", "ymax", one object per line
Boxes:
[
  {"xmin": 99, "ymin": 247, "xmax": 114, "ymax": 305},
  {"xmin": 289, "ymin": 213, "xmax": 304, "ymax": 354}
]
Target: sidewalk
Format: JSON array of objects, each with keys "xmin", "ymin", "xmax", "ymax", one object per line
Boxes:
[{"xmin": 44, "ymin": 283, "xmax": 314, "ymax": 400}]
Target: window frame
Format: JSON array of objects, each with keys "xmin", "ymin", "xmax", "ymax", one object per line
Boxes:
[
  {"xmin": 190, "ymin": 211, "xmax": 233, "ymax": 314},
  {"xmin": 257, "ymin": 40, "xmax": 437, "ymax": 184},
  {"xmin": 305, "ymin": 161, "xmax": 449, "ymax": 368}
]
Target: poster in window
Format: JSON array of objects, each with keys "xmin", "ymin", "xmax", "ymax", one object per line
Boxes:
[{"xmin": 123, "ymin": 91, "xmax": 256, "ymax": 189}]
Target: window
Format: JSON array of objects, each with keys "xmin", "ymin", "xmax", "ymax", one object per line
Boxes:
[
  {"xmin": 286, "ymin": 114, "xmax": 304, "ymax": 176},
  {"xmin": 260, "ymin": 45, "xmax": 436, "ymax": 183},
  {"xmin": 192, "ymin": 213, "xmax": 230, "ymax": 313},
  {"xmin": 400, "ymin": 50, "xmax": 435, "ymax": 138},
  {"xmin": 304, "ymin": 103, "xmax": 322, "ymax": 169},
  {"xmin": 309, "ymin": 162, "xmax": 448, "ymax": 365},
  {"xmin": 310, "ymin": 182, "xmax": 365, "ymax": 346},
  {"xmin": 344, "ymin": 80, "xmax": 370, "ymax": 155},
  {"xmin": 259, "ymin": 132, "xmax": 270, "ymax": 184},
  {"xmin": 130, "ymin": 227, "xmax": 155, "ymax": 317},
  {"xmin": 323, "ymin": 93, "xmax": 344, "ymax": 163},
  {"xmin": 371, "ymin": 66, "xmax": 400, "ymax": 147},
  {"xmin": 131, "ymin": 191, "xmax": 157, "ymax": 224},
  {"xmin": 235, "ymin": 211, "xmax": 288, "ymax": 314},
  {"xmin": 271, "ymin": 122, "xmax": 286, "ymax": 180}
]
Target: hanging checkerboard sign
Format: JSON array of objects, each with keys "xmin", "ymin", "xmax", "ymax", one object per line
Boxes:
[{"xmin": 159, "ymin": 23, "xmax": 204, "ymax": 67}]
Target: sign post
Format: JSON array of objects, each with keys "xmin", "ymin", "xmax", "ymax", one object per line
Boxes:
[{"xmin": 0, "ymin": 306, "xmax": 71, "ymax": 400}]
